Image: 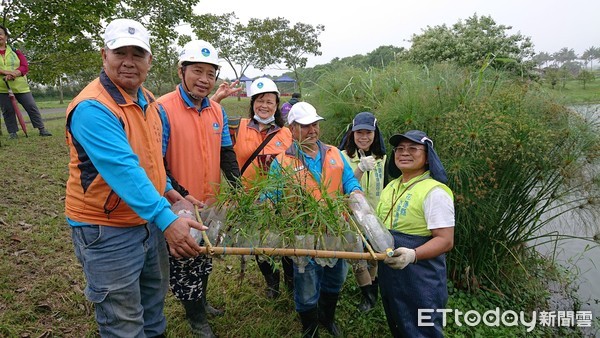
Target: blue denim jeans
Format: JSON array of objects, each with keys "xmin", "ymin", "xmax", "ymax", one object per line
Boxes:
[
  {"xmin": 293, "ymin": 258, "xmax": 348, "ymax": 312},
  {"xmin": 72, "ymin": 224, "xmax": 169, "ymax": 337}
]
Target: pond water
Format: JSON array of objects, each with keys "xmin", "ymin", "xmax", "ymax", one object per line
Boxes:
[{"xmin": 534, "ymin": 104, "xmax": 600, "ymax": 336}]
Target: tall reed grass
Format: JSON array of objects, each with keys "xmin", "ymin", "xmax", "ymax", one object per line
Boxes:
[{"xmin": 309, "ymin": 62, "xmax": 600, "ymax": 291}]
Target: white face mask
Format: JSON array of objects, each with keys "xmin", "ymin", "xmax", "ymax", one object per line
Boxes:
[{"xmin": 253, "ymin": 114, "xmax": 275, "ymax": 125}]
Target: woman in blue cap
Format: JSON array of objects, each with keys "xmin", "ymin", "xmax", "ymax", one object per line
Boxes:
[
  {"xmin": 339, "ymin": 111, "xmax": 388, "ymax": 312},
  {"xmin": 376, "ymin": 130, "xmax": 454, "ymax": 337}
]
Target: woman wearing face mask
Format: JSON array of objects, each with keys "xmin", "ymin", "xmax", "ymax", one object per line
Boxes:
[
  {"xmin": 338, "ymin": 111, "xmax": 388, "ymax": 312},
  {"xmin": 223, "ymin": 77, "xmax": 295, "ymax": 299}
]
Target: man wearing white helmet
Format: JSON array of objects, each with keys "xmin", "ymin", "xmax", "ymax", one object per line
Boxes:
[
  {"xmin": 65, "ymin": 19, "xmax": 206, "ymax": 337},
  {"xmin": 270, "ymin": 102, "xmax": 363, "ymax": 337},
  {"xmin": 157, "ymin": 39, "xmax": 240, "ymax": 337}
]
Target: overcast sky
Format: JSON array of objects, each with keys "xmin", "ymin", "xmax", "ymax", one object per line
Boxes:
[{"xmin": 191, "ymin": 0, "xmax": 600, "ymax": 78}]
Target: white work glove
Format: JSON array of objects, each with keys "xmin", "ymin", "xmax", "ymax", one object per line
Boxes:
[
  {"xmin": 358, "ymin": 155, "xmax": 376, "ymax": 172},
  {"xmin": 384, "ymin": 247, "xmax": 416, "ymax": 270}
]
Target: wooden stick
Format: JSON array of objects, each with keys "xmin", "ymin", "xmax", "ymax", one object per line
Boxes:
[
  {"xmin": 348, "ymin": 215, "xmax": 378, "ymax": 260},
  {"xmin": 194, "ymin": 205, "xmax": 213, "ymax": 252},
  {"xmin": 198, "ymin": 246, "xmax": 389, "ymax": 260}
]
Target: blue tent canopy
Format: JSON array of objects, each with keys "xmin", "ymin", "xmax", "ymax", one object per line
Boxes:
[
  {"xmin": 274, "ymin": 75, "xmax": 296, "ymax": 83},
  {"xmin": 239, "ymin": 75, "xmax": 253, "ymax": 82}
]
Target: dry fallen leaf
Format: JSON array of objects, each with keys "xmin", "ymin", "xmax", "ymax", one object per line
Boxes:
[{"xmin": 13, "ymin": 249, "xmax": 28, "ymax": 256}]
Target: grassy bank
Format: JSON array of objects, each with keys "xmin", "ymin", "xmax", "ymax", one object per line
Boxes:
[
  {"xmin": 540, "ymin": 78, "xmax": 600, "ymax": 104},
  {"xmin": 2, "ymin": 97, "xmax": 596, "ymax": 337},
  {"xmin": 0, "ymin": 118, "xmax": 388, "ymax": 337},
  {"xmin": 0, "ymin": 118, "xmax": 585, "ymax": 337}
]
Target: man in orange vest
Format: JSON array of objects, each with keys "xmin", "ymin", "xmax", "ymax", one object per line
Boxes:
[
  {"xmin": 157, "ymin": 40, "xmax": 240, "ymax": 337},
  {"xmin": 65, "ymin": 19, "xmax": 206, "ymax": 337},
  {"xmin": 271, "ymin": 102, "xmax": 363, "ymax": 337}
]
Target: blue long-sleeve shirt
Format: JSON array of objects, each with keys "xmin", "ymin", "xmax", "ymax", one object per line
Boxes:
[{"xmin": 66, "ymin": 90, "xmax": 177, "ymax": 231}]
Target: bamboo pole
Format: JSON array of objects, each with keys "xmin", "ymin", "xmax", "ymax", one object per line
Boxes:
[
  {"xmin": 199, "ymin": 246, "xmax": 390, "ymax": 260},
  {"xmin": 347, "ymin": 215, "xmax": 378, "ymax": 260},
  {"xmin": 194, "ymin": 205, "xmax": 213, "ymax": 250}
]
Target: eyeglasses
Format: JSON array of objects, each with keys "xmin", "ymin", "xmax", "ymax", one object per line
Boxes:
[{"xmin": 393, "ymin": 145, "xmax": 426, "ymax": 154}]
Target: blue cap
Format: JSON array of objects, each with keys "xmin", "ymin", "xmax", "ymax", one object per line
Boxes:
[
  {"xmin": 339, "ymin": 111, "xmax": 386, "ymax": 154},
  {"xmin": 352, "ymin": 112, "xmax": 377, "ymax": 131},
  {"xmin": 389, "ymin": 130, "xmax": 448, "ymax": 184}
]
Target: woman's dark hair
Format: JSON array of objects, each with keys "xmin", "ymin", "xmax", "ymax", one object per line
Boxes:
[
  {"xmin": 0, "ymin": 25, "xmax": 8, "ymax": 37},
  {"xmin": 248, "ymin": 92, "xmax": 284, "ymax": 127},
  {"xmin": 342, "ymin": 128, "xmax": 385, "ymax": 160}
]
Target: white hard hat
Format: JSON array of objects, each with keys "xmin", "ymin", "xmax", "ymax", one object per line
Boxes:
[
  {"xmin": 287, "ymin": 102, "xmax": 324, "ymax": 125},
  {"xmin": 178, "ymin": 40, "xmax": 220, "ymax": 69},
  {"xmin": 249, "ymin": 77, "xmax": 279, "ymax": 97}
]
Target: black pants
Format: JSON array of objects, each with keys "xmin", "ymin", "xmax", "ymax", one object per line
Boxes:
[
  {"xmin": 256, "ymin": 255, "xmax": 294, "ymax": 279},
  {"xmin": 0, "ymin": 92, "xmax": 45, "ymax": 133}
]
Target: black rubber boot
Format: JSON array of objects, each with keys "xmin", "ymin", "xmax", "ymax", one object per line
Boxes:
[
  {"xmin": 299, "ymin": 307, "xmax": 319, "ymax": 338},
  {"xmin": 282, "ymin": 256, "xmax": 294, "ymax": 292},
  {"xmin": 358, "ymin": 279, "xmax": 378, "ymax": 312},
  {"xmin": 318, "ymin": 292, "xmax": 342, "ymax": 337},
  {"xmin": 181, "ymin": 300, "xmax": 216, "ymax": 338},
  {"xmin": 263, "ymin": 270, "xmax": 281, "ymax": 299},
  {"xmin": 256, "ymin": 257, "xmax": 282, "ymax": 298},
  {"xmin": 201, "ymin": 274, "xmax": 224, "ymax": 317}
]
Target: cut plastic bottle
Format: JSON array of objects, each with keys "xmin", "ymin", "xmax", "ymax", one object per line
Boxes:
[{"xmin": 347, "ymin": 192, "xmax": 394, "ymax": 256}]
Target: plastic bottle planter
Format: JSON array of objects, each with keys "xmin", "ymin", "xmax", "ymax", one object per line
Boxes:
[
  {"xmin": 315, "ymin": 235, "xmax": 343, "ymax": 267},
  {"xmin": 171, "ymin": 200, "xmax": 202, "ymax": 242},
  {"xmin": 292, "ymin": 234, "xmax": 315, "ymax": 273},
  {"xmin": 343, "ymin": 231, "xmax": 369, "ymax": 269},
  {"xmin": 348, "ymin": 193, "xmax": 394, "ymax": 254},
  {"xmin": 257, "ymin": 232, "xmax": 282, "ymax": 263}
]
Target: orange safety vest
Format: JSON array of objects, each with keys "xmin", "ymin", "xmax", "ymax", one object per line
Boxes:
[
  {"xmin": 233, "ymin": 118, "xmax": 292, "ymax": 187},
  {"xmin": 158, "ymin": 87, "xmax": 224, "ymax": 201},
  {"xmin": 65, "ymin": 75, "xmax": 165, "ymax": 226},
  {"xmin": 276, "ymin": 143, "xmax": 344, "ymax": 200}
]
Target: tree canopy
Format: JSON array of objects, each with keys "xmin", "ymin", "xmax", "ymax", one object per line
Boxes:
[
  {"xmin": 0, "ymin": 1, "xmax": 324, "ymax": 94},
  {"xmin": 190, "ymin": 13, "xmax": 324, "ymax": 89},
  {"xmin": 407, "ymin": 14, "xmax": 535, "ymax": 72},
  {"xmin": 0, "ymin": 0, "xmax": 201, "ymax": 92}
]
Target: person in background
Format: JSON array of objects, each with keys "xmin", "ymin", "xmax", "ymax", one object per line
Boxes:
[
  {"xmin": 0, "ymin": 25, "xmax": 52, "ymax": 138},
  {"xmin": 280, "ymin": 92, "xmax": 301, "ymax": 123},
  {"xmin": 377, "ymin": 130, "xmax": 454, "ymax": 338},
  {"xmin": 338, "ymin": 111, "xmax": 387, "ymax": 312},
  {"xmin": 215, "ymin": 77, "xmax": 294, "ymax": 299},
  {"xmin": 65, "ymin": 18, "xmax": 206, "ymax": 337},
  {"xmin": 270, "ymin": 102, "xmax": 362, "ymax": 337},
  {"xmin": 157, "ymin": 39, "xmax": 240, "ymax": 338}
]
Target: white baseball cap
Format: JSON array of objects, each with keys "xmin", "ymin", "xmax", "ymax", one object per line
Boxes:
[
  {"xmin": 103, "ymin": 18, "xmax": 151, "ymax": 54},
  {"xmin": 287, "ymin": 102, "xmax": 325, "ymax": 125}
]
